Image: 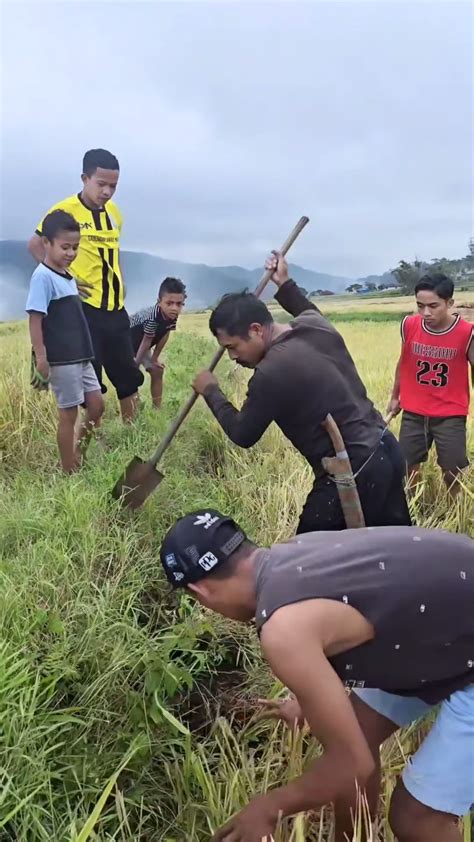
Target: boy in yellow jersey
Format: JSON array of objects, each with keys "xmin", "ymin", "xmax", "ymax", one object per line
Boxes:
[{"xmin": 28, "ymin": 149, "xmax": 143, "ymax": 422}]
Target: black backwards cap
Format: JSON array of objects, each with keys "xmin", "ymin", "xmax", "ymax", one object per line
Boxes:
[{"xmin": 160, "ymin": 509, "xmax": 246, "ymax": 588}]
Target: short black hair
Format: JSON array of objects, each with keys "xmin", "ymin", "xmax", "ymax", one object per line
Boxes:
[
  {"xmin": 83, "ymin": 148, "xmax": 120, "ymax": 177},
  {"xmin": 415, "ymin": 272, "xmax": 454, "ymax": 301},
  {"xmin": 209, "ymin": 291, "xmax": 273, "ymax": 338},
  {"xmin": 42, "ymin": 209, "xmax": 80, "ymax": 242},
  {"xmin": 159, "ymin": 277, "xmax": 187, "ymax": 298}
]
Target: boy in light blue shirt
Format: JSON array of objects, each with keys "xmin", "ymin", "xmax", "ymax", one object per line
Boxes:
[{"xmin": 26, "ymin": 210, "xmax": 104, "ymax": 472}]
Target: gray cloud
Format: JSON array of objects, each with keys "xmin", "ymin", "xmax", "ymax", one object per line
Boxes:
[{"xmin": 1, "ymin": 0, "xmax": 472, "ymax": 278}]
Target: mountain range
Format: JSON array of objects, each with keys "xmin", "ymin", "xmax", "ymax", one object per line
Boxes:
[{"xmin": 0, "ymin": 239, "xmax": 391, "ymax": 321}]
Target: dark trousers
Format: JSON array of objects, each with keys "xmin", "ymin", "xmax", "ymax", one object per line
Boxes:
[
  {"xmin": 297, "ymin": 431, "xmax": 412, "ymax": 533},
  {"xmin": 82, "ymin": 303, "xmax": 144, "ymax": 400}
]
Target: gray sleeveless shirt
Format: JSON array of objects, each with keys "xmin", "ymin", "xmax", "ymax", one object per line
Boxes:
[{"xmin": 254, "ymin": 526, "xmax": 474, "ymax": 704}]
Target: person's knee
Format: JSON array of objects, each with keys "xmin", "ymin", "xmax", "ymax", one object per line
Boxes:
[
  {"xmin": 116, "ymin": 374, "xmax": 144, "ymax": 401},
  {"xmin": 87, "ymin": 394, "xmax": 105, "ymax": 423},
  {"xmin": 88, "ymin": 408, "xmax": 103, "ymax": 426},
  {"xmin": 389, "ymin": 781, "xmax": 451, "ymax": 841}
]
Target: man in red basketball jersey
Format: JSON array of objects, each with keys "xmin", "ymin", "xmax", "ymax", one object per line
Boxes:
[{"xmin": 387, "ymin": 273, "xmax": 473, "ymax": 496}]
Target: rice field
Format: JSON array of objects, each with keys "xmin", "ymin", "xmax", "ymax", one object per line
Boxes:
[{"xmin": 0, "ymin": 308, "xmax": 472, "ymax": 840}]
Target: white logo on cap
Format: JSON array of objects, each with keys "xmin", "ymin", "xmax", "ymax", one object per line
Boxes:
[
  {"xmin": 165, "ymin": 553, "xmax": 177, "ymax": 568},
  {"xmin": 198, "ymin": 552, "xmax": 218, "ymax": 571},
  {"xmin": 173, "ymin": 570, "xmax": 185, "ymax": 582},
  {"xmin": 193, "ymin": 513, "xmax": 219, "ymax": 530}
]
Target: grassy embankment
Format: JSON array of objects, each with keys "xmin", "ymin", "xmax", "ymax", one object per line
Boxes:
[{"xmin": 0, "ymin": 304, "xmax": 472, "ymax": 840}]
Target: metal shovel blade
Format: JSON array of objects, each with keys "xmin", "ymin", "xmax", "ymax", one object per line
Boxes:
[
  {"xmin": 111, "ymin": 217, "xmax": 310, "ymax": 511},
  {"xmin": 111, "ymin": 456, "xmax": 164, "ymax": 510}
]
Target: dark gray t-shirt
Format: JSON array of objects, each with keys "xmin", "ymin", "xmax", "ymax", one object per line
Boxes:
[
  {"xmin": 254, "ymin": 526, "xmax": 474, "ymax": 704},
  {"xmin": 204, "ymin": 281, "xmax": 384, "ymax": 474}
]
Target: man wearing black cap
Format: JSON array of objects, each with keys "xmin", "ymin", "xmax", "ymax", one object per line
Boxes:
[
  {"xmin": 160, "ymin": 510, "xmax": 474, "ymax": 842},
  {"xmin": 192, "ymin": 252, "xmax": 411, "ymax": 533}
]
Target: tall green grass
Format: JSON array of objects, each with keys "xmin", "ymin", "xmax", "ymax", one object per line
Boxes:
[
  {"xmin": 0, "ymin": 319, "xmax": 472, "ymax": 840},
  {"xmin": 276, "ymin": 310, "xmax": 411, "ymax": 324}
]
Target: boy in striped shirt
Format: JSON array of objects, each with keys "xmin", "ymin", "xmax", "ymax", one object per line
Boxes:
[{"xmin": 130, "ymin": 277, "xmax": 186, "ymax": 408}]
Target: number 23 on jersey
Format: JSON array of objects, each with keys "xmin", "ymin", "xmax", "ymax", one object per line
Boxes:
[{"xmin": 400, "ymin": 314, "xmax": 472, "ymax": 417}]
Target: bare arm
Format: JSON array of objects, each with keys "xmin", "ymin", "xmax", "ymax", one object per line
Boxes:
[
  {"xmin": 134, "ymin": 334, "xmax": 154, "ymax": 367},
  {"xmin": 29, "ymin": 313, "xmax": 47, "ymax": 360},
  {"xmin": 213, "ymin": 601, "xmax": 375, "ymax": 841},
  {"xmin": 260, "ymin": 609, "xmax": 375, "ymax": 817},
  {"xmin": 28, "ymin": 313, "xmax": 49, "ymax": 382},
  {"xmin": 468, "ymin": 336, "xmax": 474, "ymax": 387},
  {"xmin": 151, "ymin": 331, "xmax": 169, "ymax": 362},
  {"xmin": 119, "ymin": 260, "xmax": 127, "ymax": 299},
  {"xmin": 386, "ymin": 353, "xmax": 402, "ymax": 415},
  {"xmin": 28, "ymin": 233, "xmax": 46, "ymax": 264}
]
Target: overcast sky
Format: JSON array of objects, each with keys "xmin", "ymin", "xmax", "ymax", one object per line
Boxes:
[{"xmin": 0, "ymin": 0, "xmax": 472, "ymax": 278}]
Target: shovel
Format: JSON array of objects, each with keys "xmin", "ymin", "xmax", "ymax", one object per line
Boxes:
[{"xmin": 112, "ymin": 215, "xmax": 310, "ymax": 509}]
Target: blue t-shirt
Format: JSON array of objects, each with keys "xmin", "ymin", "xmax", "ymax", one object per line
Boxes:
[{"xmin": 26, "ymin": 263, "xmax": 94, "ymax": 365}]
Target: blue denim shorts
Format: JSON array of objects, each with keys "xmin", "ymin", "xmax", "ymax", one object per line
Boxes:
[{"xmin": 354, "ymin": 684, "xmax": 474, "ymax": 816}]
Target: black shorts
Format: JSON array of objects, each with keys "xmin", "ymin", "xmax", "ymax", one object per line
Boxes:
[
  {"xmin": 297, "ymin": 431, "xmax": 412, "ymax": 533},
  {"xmin": 399, "ymin": 411, "xmax": 468, "ymax": 473},
  {"xmin": 82, "ymin": 304, "xmax": 144, "ymax": 401}
]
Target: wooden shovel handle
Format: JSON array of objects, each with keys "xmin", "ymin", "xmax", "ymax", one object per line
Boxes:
[{"xmin": 148, "ymin": 216, "xmax": 310, "ymax": 468}]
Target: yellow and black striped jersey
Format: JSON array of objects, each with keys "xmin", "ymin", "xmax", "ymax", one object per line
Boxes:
[{"xmin": 36, "ymin": 193, "xmax": 124, "ymax": 311}]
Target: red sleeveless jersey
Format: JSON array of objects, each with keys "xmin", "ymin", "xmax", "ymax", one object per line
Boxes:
[{"xmin": 399, "ymin": 314, "xmax": 472, "ymax": 417}]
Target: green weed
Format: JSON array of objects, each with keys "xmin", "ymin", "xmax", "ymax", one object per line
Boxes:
[{"xmin": 0, "ymin": 317, "xmax": 472, "ymax": 839}]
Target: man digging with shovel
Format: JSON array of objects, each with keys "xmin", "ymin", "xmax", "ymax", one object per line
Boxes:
[
  {"xmin": 192, "ymin": 253, "xmax": 411, "ymax": 531},
  {"xmin": 160, "ymin": 509, "xmax": 474, "ymax": 842}
]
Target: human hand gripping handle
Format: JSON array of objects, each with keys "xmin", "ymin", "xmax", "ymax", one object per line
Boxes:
[
  {"xmin": 192, "ymin": 370, "xmax": 218, "ymax": 395},
  {"xmin": 385, "ymin": 398, "xmax": 400, "ymax": 419},
  {"xmin": 263, "ymin": 251, "xmax": 290, "ymax": 288},
  {"xmin": 190, "ymin": 222, "xmax": 308, "ymax": 401},
  {"xmin": 146, "ymin": 217, "xmax": 309, "ymax": 469},
  {"xmin": 252, "ymin": 217, "xmax": 308, "ymax": 297},
  {"xmin": 111, "ymin": 222, "xmax": 310, "ymax": 509}
]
